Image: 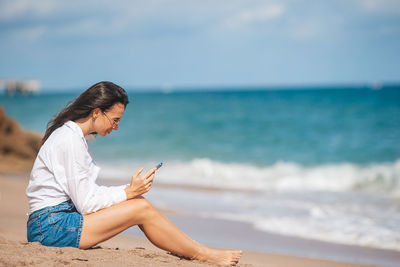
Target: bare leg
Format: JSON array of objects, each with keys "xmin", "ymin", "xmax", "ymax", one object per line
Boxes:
[{"xmin": 80, "ymin": 197, "xmax": 241, "ymax": 266}]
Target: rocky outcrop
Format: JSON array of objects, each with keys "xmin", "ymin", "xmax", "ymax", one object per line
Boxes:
[{"xmin": 0, "ymin": 106, "xmax": 42, "ymax": 174}]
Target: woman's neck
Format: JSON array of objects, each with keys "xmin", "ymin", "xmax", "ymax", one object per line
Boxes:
[{"xmin": 74, "ymin": 117, "xmax": 93, "ymax": 136}]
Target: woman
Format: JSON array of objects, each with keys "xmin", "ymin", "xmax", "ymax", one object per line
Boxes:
[{"xmin": 26, "ymin": 81, "xmax": 241, "ymax": 266}]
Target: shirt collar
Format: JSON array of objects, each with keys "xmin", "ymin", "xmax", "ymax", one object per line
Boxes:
[{"xmin": 64, "ymin": 120, "xmax": 85, "ymax": 140}]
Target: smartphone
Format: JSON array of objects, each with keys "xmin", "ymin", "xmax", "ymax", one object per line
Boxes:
[{"xmin": 155, "ymin": 162, "xmax": 163, "ymax": 170}]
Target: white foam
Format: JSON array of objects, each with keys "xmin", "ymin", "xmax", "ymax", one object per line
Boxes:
[
  {"xmin": 99, "ymin": 159, "xmax": 400, "ymax": 251},
  {"xmin": 99, "ymin": 158, "xmax": 400, "ymax": 198},
  {"xmin": 161, "ymin": 188, "xmax": 400, "ymax": 251}
]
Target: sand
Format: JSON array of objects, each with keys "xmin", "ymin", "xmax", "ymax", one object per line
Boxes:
[{"xmin": 0, "ymin": 174, "xmax": 380, "ymax": 267}]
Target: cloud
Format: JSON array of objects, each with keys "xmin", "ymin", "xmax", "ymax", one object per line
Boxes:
[
  {"xmin": 0, "ymin": 0, "xmax": 61, "ymax": 20},
  {"xmin": 2, "ymin": 0, "xmax": 398, "ymax": 45},
  {"xmin": 291, "ymin": 21, "xmax": 320, "ymax": 39},
  {"xmin": 1, "ymin": 1, "xmax": 288, "ymax": 40},
  {"xmin": 10, "ymin": 25, "xmax": 47, "ymax": 42},
  {"xmin": 221, "ymin": 4, "xmax": 285, "ymax": 31},
  {"xmin": 356, "ymin": 0, "xmax": 400, "ymax": 13},
  {"xmin": 1, "ymin": 0, "xmax": 210, "ymax": 40},
  {"xmin": 56, "ymin": 18, "xmax": 105, "ymax": 37}
]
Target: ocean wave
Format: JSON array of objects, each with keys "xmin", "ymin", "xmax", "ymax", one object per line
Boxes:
[
  {"xmin": 147, "ymin": 187, "xmax": 400, "ymax": 251},
  {"xmin": 99, "ymin": 158, "xmax": 400, "ymax": 198},
  {"xmin": 99, "ymin": 158, "xmax": 400, "ymax": 251},
  {"xmin": 205, "ymin": 208, "xmax": 400, "ymax": 251}
]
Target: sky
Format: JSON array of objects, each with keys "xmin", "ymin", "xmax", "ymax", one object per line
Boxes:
[{"xmin": 0, "ymin": 0, "xmax": 400, "ymax": 90}]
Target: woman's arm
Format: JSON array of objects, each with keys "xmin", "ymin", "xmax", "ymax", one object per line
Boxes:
[{"xmin": 49, "ymin": 136, "xmax": 127, "ymax": 214}]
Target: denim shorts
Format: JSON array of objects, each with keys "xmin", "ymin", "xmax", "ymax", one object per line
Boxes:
[{"xmin": 27, "ymin": 200, "xmax": 83, "ymax": 248}]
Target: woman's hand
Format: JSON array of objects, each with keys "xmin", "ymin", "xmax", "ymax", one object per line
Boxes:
[{"xmin": 124, "ymin": 167, "xmax": 156, "ymax": 199}]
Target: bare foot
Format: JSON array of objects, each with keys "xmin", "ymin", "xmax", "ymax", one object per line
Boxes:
[{"xmin": 193, "ymin": 247, "xmax": 242, "ymax": 266}]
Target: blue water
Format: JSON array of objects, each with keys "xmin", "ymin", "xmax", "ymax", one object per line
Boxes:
[
  {"xmin": 1, "ymin": 86, "xmax": 400, "ymax": 253},
  {"xmin": 2, "ymin": 87, "xmax": 399, "ymax": 165}
]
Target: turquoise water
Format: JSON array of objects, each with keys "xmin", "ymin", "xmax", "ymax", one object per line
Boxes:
[
  {"xmin": 2, "ymin": 86, "xmax": 400, "ymax": 252},
  {"xmin": 2, "ymin": 87, "xmax": 399, "ymax": 165}
]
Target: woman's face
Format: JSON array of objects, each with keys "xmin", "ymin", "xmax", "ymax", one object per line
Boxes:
[{"xmin": 95, "ymin": 102, "xmax": 125, "ymax": 137}]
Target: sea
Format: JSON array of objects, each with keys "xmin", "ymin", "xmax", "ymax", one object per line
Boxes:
[{"xmin": 1, "ymin": 85, "xmax": 400, "ymax": 263}]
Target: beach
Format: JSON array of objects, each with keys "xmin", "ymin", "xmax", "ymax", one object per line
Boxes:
[
  {"xmin": 0, "ymin": 173, "xmax": 387, "ymax": 267},
  {"xmin": 2, "ymin": 0, "xmax": 400, "ymax": 264},
  {"xmin": 1, "ymin": 88, "xmax": 400, "ymax": 266}
]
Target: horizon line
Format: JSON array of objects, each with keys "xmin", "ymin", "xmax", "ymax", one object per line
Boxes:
[
  {"xmin": 42, "ymin": 81, "xmax": 400, "ymax": 92},
  {"xmin": 2, "ymin": 81, "xmax": 400, "ymax": 94}
]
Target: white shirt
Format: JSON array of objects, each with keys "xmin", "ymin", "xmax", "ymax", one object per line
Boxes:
[{"xmin": 26, "ymin": 121, "xmax": 127, "ymax": 215}]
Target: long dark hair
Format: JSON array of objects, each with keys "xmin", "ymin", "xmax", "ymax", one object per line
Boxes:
[{"xmin": 42, "ymin": 81, "xmax": 129, "ymax": 145}]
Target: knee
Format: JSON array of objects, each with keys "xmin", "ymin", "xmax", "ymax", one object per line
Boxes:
[
  {"xmin": 128, "ymin": 196, "xmax": 156, "ymax": 221},
  {"xmin": 133, "ymin": 196, "xmax": 153, "ymax": 210}
]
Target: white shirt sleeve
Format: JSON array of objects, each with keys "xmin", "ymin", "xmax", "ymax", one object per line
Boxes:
[{"xmin": 48, "ymin": 134, "xmax": 127, "ymax": 215}]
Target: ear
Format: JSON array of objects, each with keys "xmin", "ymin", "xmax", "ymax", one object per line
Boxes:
[{"xmin": 92, "ymin": 108, "xmax": 102, "ymax": 119}]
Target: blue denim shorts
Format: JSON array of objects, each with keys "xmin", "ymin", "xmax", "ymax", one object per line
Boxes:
[{"xmin": 27, "ymin": 200, "xmax": 83, "ymax": 248}]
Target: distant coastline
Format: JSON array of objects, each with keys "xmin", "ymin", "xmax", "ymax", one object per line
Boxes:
[
  {"xmin": 0, "ymin": 79, "xmax": 40, "ymax": 96},
  {"xmin": 29, "ymin": 82, "xmax": 400, "ymax": 94}
]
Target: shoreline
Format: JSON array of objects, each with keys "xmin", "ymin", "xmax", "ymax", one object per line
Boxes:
[
  {"xmin": 136, "ymin": 213, "xmax": 400, "ymax": 267},
  {"xmin": 102, "ymin": 176, "xmax": 400, "ymax": 264},
  {"xmin": 0, "ymin": 173, "xmax": 393, "ymax": 266}
]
